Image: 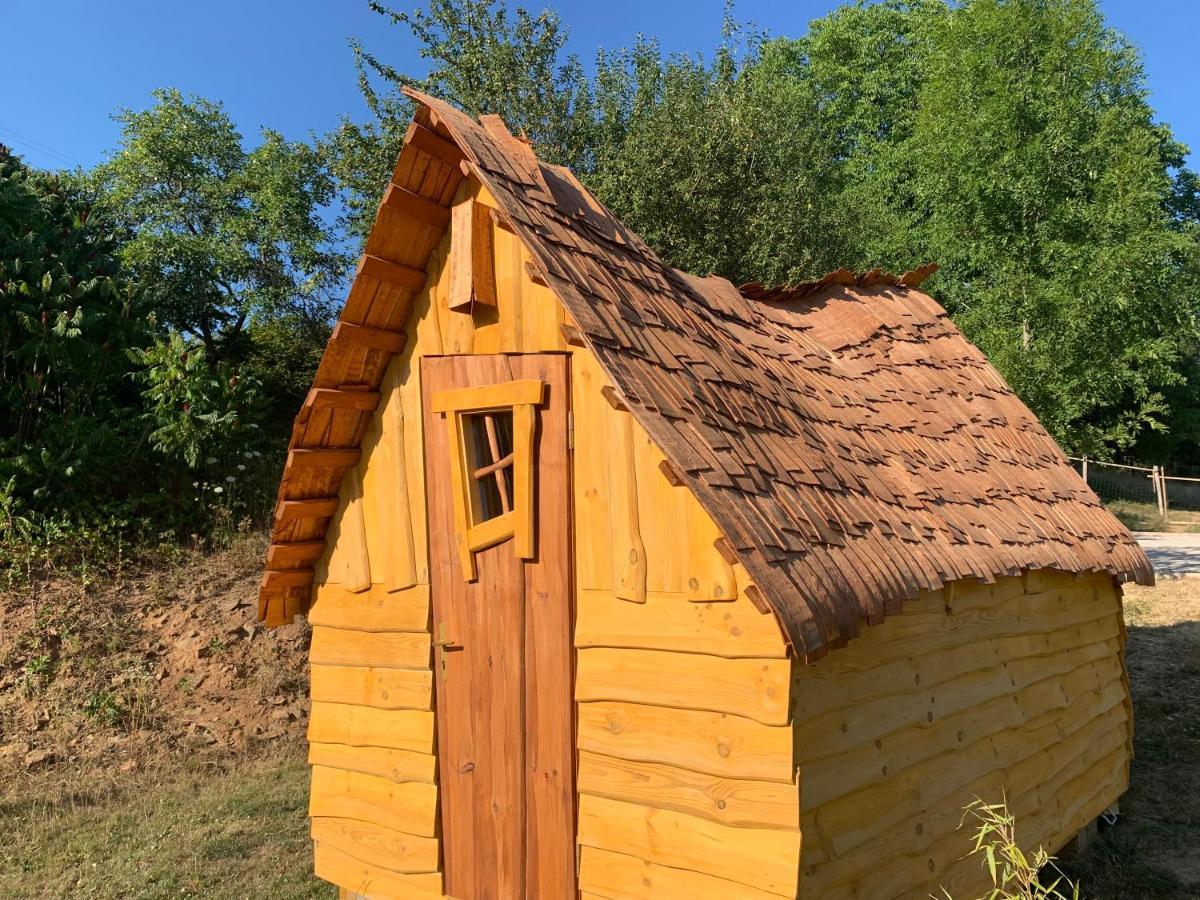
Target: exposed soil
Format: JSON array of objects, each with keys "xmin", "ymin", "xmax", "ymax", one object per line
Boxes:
[{"xmin": 0, "ymin": 533, "xmax": 310, "ymax": 781}]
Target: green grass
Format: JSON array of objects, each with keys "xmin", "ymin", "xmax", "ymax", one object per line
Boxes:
[
  {"xmin": 1106, "ymin": 499, "xmax": 1200, "ymax": 534},
  {"xmin": 0, "ymin": 748, "xmax": 336, "ymax": 900}
]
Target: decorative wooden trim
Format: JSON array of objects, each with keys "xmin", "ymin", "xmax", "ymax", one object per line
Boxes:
[
  {"xmin": 330, "ymin": 321, "xmax": 407, "ymax": 355},
  {"xmin": 430, "ymin": 379, "xmax": 545, "ymax": 414},
  {"xmin": 489, "ymin": 206, "xmax": 515, "ymax": 233},
  {"xmin": 449, "ymin": 198, "xmax": 497, "ymax": 311},
  {"xmin": 287, "ymin": 448, "xmax": 362, "ymax": 468},
  {"xmin": 381, "ymin": 184, "xmax": 451, "ymax": 229},
  {"xmin": 609, "ymin": 410, "xmax": 648, "ymax": 604},
  {"xmin": 356, "ymin": 254, "xmax": 427, "ymax": 292},
  {"xmin": 342, "ymin": 466, "xmax": 373, "ymax": 593},
  {"xmin": 658, "ymin": 459, "xmax": 685, "ymax": 487},
  {"xmin": 307, "ymin": 388, "xmax": 382, "ymax": 411},
  {"xmin": 266, "ymin": 541, "xmax": 327, "ymax": 568},
  {"xmin": 713, "ymin": 537, "xmax": 739, "ymax": 566},
  {"xmin": 275, "ymin": 497, "xmax": 339, "ymax": 522},
  {"xmin": 512, "ymin": 402, "xmax": 536, "ymax": 559},
  {"xmin": 403, "ymin": 120, "xmax": 464, "ymax": 167},
  {"xmin": 473, "ymin": 453, "xmax": 514, "ymax": 479},
  {"xmin": 524, "ymin": 259, "xmax": 548, "ymax": 286},
  {"xmin": 468, "ymin": 510, "xmax": 515, "ymax": 553},
  {"xmin": 432, "ymin": 378, "xmax": 547, "ymax": 580},
  {"xmin": 262, "ymin": 569, "xmax": 315, "ymax": 590},
  {"xmin": 559, "ymin": 322, "xmax": 585, "ymax": 347},
  {"xmin": 600, "ymin": 385, "xmax": 628, "ymax": 412},
  {"xmin": 744, "ymin": 584, "xmax": 772, "ymax": 615},
  {"xmin": 441, "ymin": 400, "xmax": 477, "ymax": 580}
]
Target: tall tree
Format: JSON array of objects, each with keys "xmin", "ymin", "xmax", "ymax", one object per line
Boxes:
[
  {"xmin": 332, "ymin": 0, "xmax": 1199, "ymax": 458},
  {"xmin": 325, "ymin": 0, "xmax": 591, "ymax": 241},
  {"xmin": 911, "ymin": 0, "xmax": 1200, "ymax": 455},
  {"xmin": 93, "ymin": 89, "xmax": 347, "ymax": 362},
  {"xmin": 0, "ymin": 145, "xmax": 145, "ymax": 511}
]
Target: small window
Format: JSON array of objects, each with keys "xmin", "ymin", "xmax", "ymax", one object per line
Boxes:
[
  {"xmin": 431, "ymin": 377, "xmax": 546, "ymax": 581},
  {"xmin": 463, "ymin": 411, "xmax": 514, "ymax": 523}
]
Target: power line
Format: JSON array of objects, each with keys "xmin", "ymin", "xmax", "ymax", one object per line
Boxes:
[{"xmin": 0, "ymin": 124, "xmax": 86, "ymax": 169}]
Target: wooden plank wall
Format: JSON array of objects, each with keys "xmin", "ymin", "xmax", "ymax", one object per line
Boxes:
[
  {"xmin": 306, "ymin": 184, "xmax": 451, "ymax": 900},
  {"xmin": 794, "ymin": 570, "xmax": 1132, "ymax": 900},
  {"xmin": 303, "ymin": 173, "xmax": 1131, "ymax": 899},
  {"xmin": 570, "ymin": 346, "xmax": 802, "ymax": 898},
  {"xmin": 306, "ymin": 175, "xmax": 801, "ymax": 898}
]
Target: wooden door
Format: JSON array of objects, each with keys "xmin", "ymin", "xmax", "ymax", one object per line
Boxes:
[{"xmin": 422, "ymin": 353, "xmax": 575, "ymax": 899}]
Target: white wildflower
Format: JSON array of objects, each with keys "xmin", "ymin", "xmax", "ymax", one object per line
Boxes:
[{"xmin": 213, "ymin": 486, "xmax": 224, "ymax": 494}]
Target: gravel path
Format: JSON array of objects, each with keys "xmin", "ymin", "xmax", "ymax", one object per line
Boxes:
[{"xmin": 1134, "ymin": 531, "xmax": 1200, "ymax": 577}]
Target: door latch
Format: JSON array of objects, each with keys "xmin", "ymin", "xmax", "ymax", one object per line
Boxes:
[{"xmin": 434, "ymin": 622, "xmax": 462, "ymax": 679}]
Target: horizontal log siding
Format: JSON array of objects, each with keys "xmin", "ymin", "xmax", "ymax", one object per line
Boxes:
[
  {"xmin": 570, "ymin": 342, "xmax": 800, "ymax": 897},
  {"xmin": 794, "ymin": 571, "xmax": 1132, "ymax": 899},
  {"xmin": 306, "ymin": 209, "xmax": 448, "ymax": 894}
]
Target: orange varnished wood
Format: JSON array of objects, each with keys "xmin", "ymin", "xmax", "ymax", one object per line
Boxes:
[
  {"xmin": 383, "ymin": 184, "xmax": 453, "ymax": 229},
  {"xmin": 274, "ymin": 497, "xmax": 339, "ymax": 522},
  {"xmin": 307, "ymin": 388, "xmax": 382, "ymax": 412},
  {"xmin": 330, "ymin": 321, "xmax": 407, "ymax": 355},
  {"xmin": 358, "ymin": 253, "xmax": 428, "ymax": 292},
  {"xmin": 423, "ymin": 353, "xmax": 575, "ymax": 899}
]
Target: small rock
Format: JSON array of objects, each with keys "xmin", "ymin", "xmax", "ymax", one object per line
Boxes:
[
  {"xmin": 119, "ymin": 759, "xmax": 138, "ymax": 774},
  {"xmin": 24, "ymin": 748, "xmax": 53, "ymax": 769}
]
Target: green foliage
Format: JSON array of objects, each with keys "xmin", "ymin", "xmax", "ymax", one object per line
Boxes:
[
  {"xmin": 92, "ymin": 88, "xmax": 347, "ymax": 361},
  {"xmin": 910, "ymin": 0, "xmax": 1199, "ymax": 456},
  {"xmin": 325, "ymin": 0, "xmax": 592, "ymax": 241},
  {"xmin": 134, "ymin": 332, "xmax": 264, "ymax": 471},
  {"xmin": 0, "ymin": 146, "xmax": 147, "ymax": 514},
  {"xmin": 344, "ymin": 0, "xmax": 1200, "ymax": 459},
  {"xmin": 1, "ymin": 92, "xmax": 335, "ymax": 571},
  {"xmin": 939, "ymin": 797, "xmax": 1081, "ymax": 900}
]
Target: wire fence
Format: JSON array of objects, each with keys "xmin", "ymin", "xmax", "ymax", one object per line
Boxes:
[{"xmin": 1068, "ymin": 457, "xmax": 1200, "ymax": 529}]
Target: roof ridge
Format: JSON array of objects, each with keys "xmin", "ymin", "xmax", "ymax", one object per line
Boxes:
[{"xmin": 739, "ymin": 264, "xmax": 940, "ymax": 304}]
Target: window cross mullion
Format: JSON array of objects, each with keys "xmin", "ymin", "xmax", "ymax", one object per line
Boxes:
[{"xmin": 482, "ymin": 414, "xmax": 513, "ymax": 515}]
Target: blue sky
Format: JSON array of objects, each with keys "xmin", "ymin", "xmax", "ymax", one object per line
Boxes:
[{"xmin": 2, "ymin": 0, "xmax": 1196, "ymax": 171}]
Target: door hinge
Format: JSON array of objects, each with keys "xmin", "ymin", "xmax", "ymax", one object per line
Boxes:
[{"xmin": 567, "ymin": 410, "xmax": 574, "ymax": 451}]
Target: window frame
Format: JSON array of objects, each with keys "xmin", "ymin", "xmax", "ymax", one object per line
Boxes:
[{"xmin": 431, "ymin": 378, "xmax": 545, "ymax": 580}]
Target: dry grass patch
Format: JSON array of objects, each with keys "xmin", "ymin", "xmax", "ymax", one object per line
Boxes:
[
  {"xmin": 0, "ymin": 746, "xmax": 334, "ymax": 899},
  {"xmin": 1063, "ymin": 578, "xmax": 1200, "ymax": 897}
]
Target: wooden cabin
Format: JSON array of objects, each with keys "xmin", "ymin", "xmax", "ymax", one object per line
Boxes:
[{"xmin": 257, "ymin": 89, "xmax": 1154, "ymax": 900}]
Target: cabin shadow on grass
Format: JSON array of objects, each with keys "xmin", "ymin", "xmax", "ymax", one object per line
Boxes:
[{"xmin": 1063, "ymin": 580, "xmax": 1200, "ymax": 899}]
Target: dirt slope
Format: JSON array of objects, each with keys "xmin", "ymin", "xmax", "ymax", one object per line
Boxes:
[{"xmin": 0, "ymin": 534, "xmax": 309, "ymax": 777}]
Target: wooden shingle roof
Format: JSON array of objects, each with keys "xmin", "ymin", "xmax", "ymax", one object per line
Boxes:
[{"xmin": 259, "ymin": 89, "xmax": 1153, "ymax": 659}]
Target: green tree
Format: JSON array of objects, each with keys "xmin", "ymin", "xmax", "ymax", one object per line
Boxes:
[
  {"xmin": 325, "ymin": 0, "xmax": 591, "ymax": 241},
  {"xmin": 0, "ymin": 144, "xmax": 146, "ymax": 513},
  {"xmin": 338, "ymin": 0, "xmax": 1198, "ymax": 458},
  {"xmin": 93, "ymin": 89, "xmax": 347, "ymax": 362},
  {"xmin": 910, "ymin": 0, "xmax": 1200, "ymax": 455}
]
